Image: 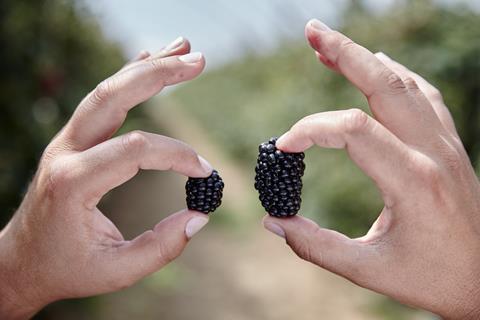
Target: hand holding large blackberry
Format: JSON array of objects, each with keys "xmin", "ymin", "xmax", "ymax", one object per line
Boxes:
[
  {"xmin": 254, "ymin": 138, "xmax": 305, "ymax": 217},
  {"xmin": 263, "ymin": 19, "xmax": 480, "ymax": 318}
]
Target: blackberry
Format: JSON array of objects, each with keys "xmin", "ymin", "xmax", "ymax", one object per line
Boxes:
[
  {"xmin": 186, "ymin": 170, "xmax": 224, "ymax": 214},
  {"xmin": 254, "ymin": 137, "xmax": 305, "ymax": 217}
]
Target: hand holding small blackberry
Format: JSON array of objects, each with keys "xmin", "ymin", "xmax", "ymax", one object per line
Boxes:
[
  {"xmin": 254, "ymin": 137, "xmax": 305, "ymax": 217},
  {"xmin": 186, "ymin": 170, "xmax": 224, "ymax": 213}
]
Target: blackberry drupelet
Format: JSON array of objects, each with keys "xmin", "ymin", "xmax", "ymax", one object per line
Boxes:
[
  {"xmin": 254, "ymin": 137, "xmax": 305, "ymax": 217},
  {"xmin": 186, "ymin": 170, "xmax": 224, "ymax": 214}
]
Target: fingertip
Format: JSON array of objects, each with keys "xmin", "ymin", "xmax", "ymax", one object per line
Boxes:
[
  {"xmin": 179, "ymin": 51, "xmax": 203, "ymax": 64},
  {"xmin": 178, "ymin": 208, "xmax": 210, "ymax": 223},
  {"xmin": 198, "ymin": 155, "xmax": 213, "ymax": 177},
  {"xmin": 275, "ymin": 130, "xmax": 309, "ymax": 153},
  {"xmin": 182, "ymin": 38, "xmax": 192, "ymax": 53},
  {"xmin": 185, "ymin": 213, "xmax": 209, "ymax": 239},
  {"xmin": 262, "ymin": 214, "xmax": 275, "ymax": 225},
  {"xmin": 262, "ymin": 215, "xmax": 286, "ymax": 239},
  {"xmin": 152, "ymin": 208, "xmax": 190, "ymax": 232},
  {"xmin": 185, "ymin": 155, "xmax": 212, "ymax": 179},
  {"xmin": 151, "ymin": 209, "xmax": 208, "ymax": 238},
  {"xmin": 275, "ymin": 132, "xmax": 289, "ymax": 149},
  {"xmin": 305, "ymin": 19, "xmax": 331, "ymax": 49},
  {"xmin": 178, "ymin": 52, "xmax": 206, "ymax": 77},
  {"xmin": 164, "ymin": 36, "xmax": 185, "ymax": 52},
  {"xmin": 305, "ymin": 25, "xmax": 319, "ymax": 49},
  {"xmin": 307, "ymin": 19, "xmax": 332, "ymax": 32},
  {"xmin": 169, "ymin": 37, "xmax": 191, "ymax": 56},
  {"xmin": 196, "ymin": 54, "xmax": 207, "ymax": 74},
  {"xmin": 317, "ymin": 52, "xmax": 337, "ymax": 70}
]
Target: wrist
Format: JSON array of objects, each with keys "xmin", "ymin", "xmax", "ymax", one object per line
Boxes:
[{"xmin": 0, "ymin": 220, "xmax": 48, "ymax": 319}]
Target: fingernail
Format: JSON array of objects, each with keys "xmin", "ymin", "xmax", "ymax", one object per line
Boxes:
[
  {"xmin": 179, "ymin": 52, "xmax": 203, "ymax": 63},
  {"xmin": 185, "ymin": 216, "xmax": 209, "ymax": 239},
  {"xmin": 264, "ymin": 222, "xmax": 286, "ymax": 239},
  {"xmin": 198, "ymin": 156, "xmax": 213, "ymax": 175},
  {"xmin": 164, "ymin": 36, "xmax": 184, "ymax": 52},
  {"xmin": 309, "ymin": 19, "xmax": 331, "ymax": 32}
]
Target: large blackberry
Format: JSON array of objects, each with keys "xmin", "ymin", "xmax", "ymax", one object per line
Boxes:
[
  {"xmin": 186, "ymin": 170, "xmax": 224, "ymax": 214},
  {"xmin": 254, "ymin": 137, "xmax": 305, "ymax": 217}
]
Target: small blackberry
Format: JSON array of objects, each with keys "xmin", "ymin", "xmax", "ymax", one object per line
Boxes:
[
  {"xmin": 186, "ymin": 170, "xmax": 224, "ymax": 214},
  {"xmin": 254, "ymin": 137, "xmax": 305, "ymax": 217}
]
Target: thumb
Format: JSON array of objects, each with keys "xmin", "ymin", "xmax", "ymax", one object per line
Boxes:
[
  {"xmin": 263, "ymin": 214, "xmax": 377, "ymax": 282},
  {"xmin": 111, "ymin": 209, "xmax": 209, "ymax": 287}
]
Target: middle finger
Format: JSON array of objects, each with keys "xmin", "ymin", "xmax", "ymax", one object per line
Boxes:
[{"xmin": 305, "ymin": 19, "xmax": 446, "ymax": 148}]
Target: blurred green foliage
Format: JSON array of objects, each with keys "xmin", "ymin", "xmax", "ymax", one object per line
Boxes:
[
  {"xmin": 0, "ymin": 0, "xmax": 130, "ymax": 227},
  {"xmin": 169, "ymin": 0, "xmax": 480, "ymax": 237}
]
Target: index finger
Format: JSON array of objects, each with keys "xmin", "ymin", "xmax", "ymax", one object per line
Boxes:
[
  {"xmin": 70, "ymin": 131, "xmax": 213, "ymax": 208},
  {"xmin": 276, "ymin": 109, "xmax": 414, "ymax": 203},
  {"xmin": 58, "ymin": 47, "xmax": 205, "ymax": 151}
]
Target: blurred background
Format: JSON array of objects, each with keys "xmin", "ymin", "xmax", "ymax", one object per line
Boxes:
[{"xmin": 1, "ymin": 0, "xmax": 479, "ymax": 319}]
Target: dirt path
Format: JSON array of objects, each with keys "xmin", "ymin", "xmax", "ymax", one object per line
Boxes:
[
  {"xmin": 141, "ymin": 97, "xmax": 387, "ymax": 320},
  {"xmin": 85, "ymin": 97, "xmax": 432, "ymax": 320}
]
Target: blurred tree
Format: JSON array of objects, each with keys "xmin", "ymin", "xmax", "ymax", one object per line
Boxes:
[{"xmin": 0, "ymin": 0, "xmax": 126, "ymax": 227}]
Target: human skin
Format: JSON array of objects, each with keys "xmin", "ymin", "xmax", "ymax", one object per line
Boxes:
[
  {"xmin": 0, "ymin": 37, "xmax": 212, "ymax": 319},
  {"xmin": 263, "ymin": 19, "xmax": 480, "ymax": 319}
]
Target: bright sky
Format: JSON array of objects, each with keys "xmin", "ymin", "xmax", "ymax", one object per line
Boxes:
[{"xmin": 83, "ymin": 0, "xmax": 479, "ymax": 70}]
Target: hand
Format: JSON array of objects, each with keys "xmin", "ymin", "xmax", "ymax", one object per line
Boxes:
[
  {"xmin": 263, "ymin": 19, "xmax": 480, "ymax": 319},
  {"xmin": 0, "ymin": 37, "xmax": 212, "ymax": 319}
]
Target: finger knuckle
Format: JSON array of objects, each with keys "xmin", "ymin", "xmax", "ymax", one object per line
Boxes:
[
  {"xmin": 438, "ymin": 141, "xmax": 464, "ymax": 172},
  {"xmin": 121, "ymin": 130, "xmax": 149, "ymax": 154},
  {"xmin": 339, "ymin": 37, "xmax": 355, "ymax": 51},
  {"xmin": 344, "ymin": 108, "xmax": 370, "ymax": 134},
  {"xmin": 289, "ymin": 233, "xmax": 324, "ymax": 267},
  {"xmin": 40, "ymin": 144, "xmax": 61, "ymax": 163},
  {"xmin": 384, "ymin": 70, "xmax": 407, "ymax": 94},
  {"xmin": 91, "ymin": 79, "xmax": 116, "ymax": 106},
  {"xmin": 413, "ymin": 156, "xmax": 444, "ymax": 188},
  {"xmin": 403, "ymin": 76, "xmax": 419, "ymax": 90},
  {"xmin": 156, "ymin": 241, "xmax": 180, "ymax": 265},
  {"xmin": 179, "ymin": 149, "xmax": 198, "ymax": 167},
  {"xmin": 291, "ymin": 238, "xmax": 316, "ymax": 264},
  {"xmin": 43, "ymin": 159, "xmax": 73, "ymax": 199},
  {"xmin": 336, "ymin": 37, "xmax": 356, "ymax": 64},
  {"xmin": 150, "ymin": 58, "xmax": 172, "ymax": 79},
  {"xmin": 414, "ymin": 157, "xmax": 455, "ymax": 207}
]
